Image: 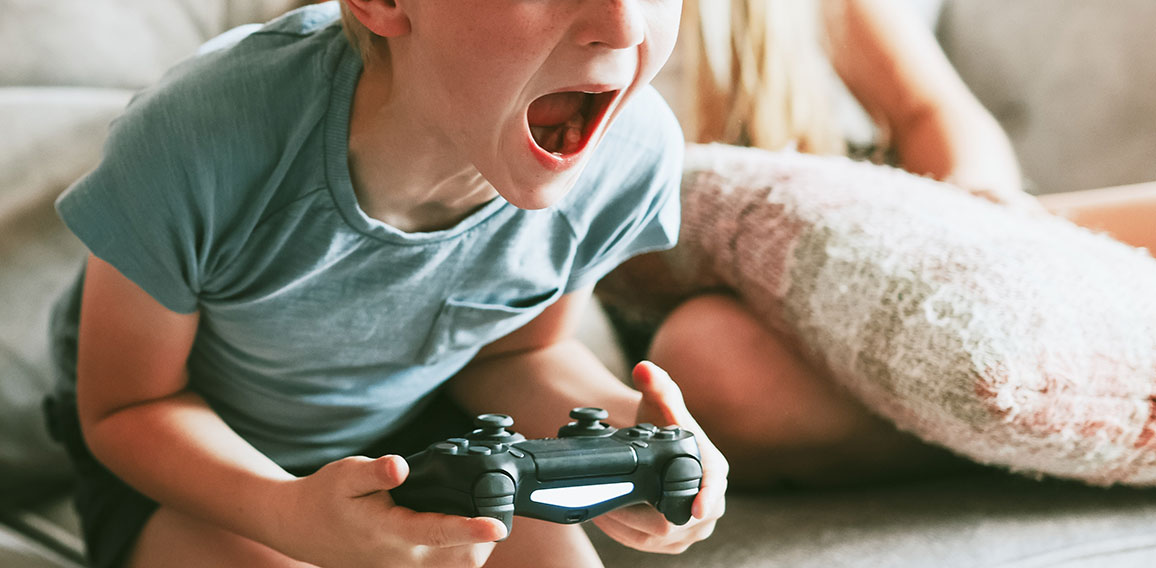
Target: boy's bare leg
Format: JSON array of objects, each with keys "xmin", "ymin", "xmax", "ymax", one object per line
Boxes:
[
  {"xmin": 486, "ymin": 519, "xmax": 603, "ymax": 568},
  {"xmin": 128, "ymin": 507, "xmax": 316, "ymax": 568},
  {"xmin": 648, "ymin": 294, "xmax": 970, "ymax": 489},
  {"xmin": 130, "ymin": 506, "xmax": 602, "ymax": 568},
  {"xmin": 1038, "ymin": 181, "xmax": 1156, "ymax": 253}
]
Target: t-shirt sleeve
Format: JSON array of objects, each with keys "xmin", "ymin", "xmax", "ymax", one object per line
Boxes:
[
  {"xmin": 56, "ymin": 82, "xmax": 214, "ymax": 314},
  {"xmin": 563, "ymin": 87, "xmax": 684, "ymax": 293}
]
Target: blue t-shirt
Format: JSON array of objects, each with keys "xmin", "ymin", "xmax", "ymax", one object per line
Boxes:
[{"xmin": 51, "ymin": 4, "xmax": 682, "ymax": 470}]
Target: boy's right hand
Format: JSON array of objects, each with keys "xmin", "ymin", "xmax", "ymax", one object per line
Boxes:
[{"xmin": 271, "ymin": 454, "xmax": 506, "ymax": 568}]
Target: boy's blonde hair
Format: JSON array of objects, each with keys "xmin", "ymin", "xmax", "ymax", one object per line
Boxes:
[
  {"xmin": 338, "ymin": 1, "xmax": 386, "ymax": 65},
  {"xmin": 684, "ymin": 0, "xmax": 845, "ymax": 155}
]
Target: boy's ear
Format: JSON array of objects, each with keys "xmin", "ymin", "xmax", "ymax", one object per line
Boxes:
[{"xmin": 344, "ymin": 0, "xmax": 411, "ymax": 38}]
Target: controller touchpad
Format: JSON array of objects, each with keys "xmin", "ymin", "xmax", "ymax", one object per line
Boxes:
[{"xmin": 519, "ymin": 439, "xmax": 637, "ymax": 480}]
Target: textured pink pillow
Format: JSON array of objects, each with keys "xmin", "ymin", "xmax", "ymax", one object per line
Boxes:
[{"xmin": 599, "ymin": 144, "xmax": 1156, "ymax": 486}]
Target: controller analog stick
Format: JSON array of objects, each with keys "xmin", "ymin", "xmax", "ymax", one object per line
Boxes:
[
  {"xmin": 559, "ymin": 407, "xmax": 613, "ymax": 437},
  {"xmin": 469, "ymin": 414, "xmax": 525, "ymax": 443}
]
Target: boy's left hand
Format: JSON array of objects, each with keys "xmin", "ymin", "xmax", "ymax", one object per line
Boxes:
[{"xmin": 592, "ymin": 361, "xmax": 729, "ymax": 554}]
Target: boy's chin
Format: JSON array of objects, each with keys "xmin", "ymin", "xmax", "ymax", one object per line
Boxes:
[{"xmin": 495, "ymin": 171, "xmax": 584, "ymax": 211}]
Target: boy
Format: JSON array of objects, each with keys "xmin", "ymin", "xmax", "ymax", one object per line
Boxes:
[{"xmin": 45, "ymin": 0, "xmax": 727, "ymax": 566}]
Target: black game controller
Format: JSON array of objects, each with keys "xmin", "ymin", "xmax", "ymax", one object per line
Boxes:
[{"xmin": 390, "ymin": 407, "xmax": 703, "ymax": 536}]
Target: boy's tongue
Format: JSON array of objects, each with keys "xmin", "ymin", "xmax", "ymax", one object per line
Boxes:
[{"xmin": 528, "ymin": 92, "xmax": 586, "ymax": 127}]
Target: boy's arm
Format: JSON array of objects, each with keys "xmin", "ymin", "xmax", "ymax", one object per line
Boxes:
[
  {"xmin": 77, "ymin": 254, "xmax": 504, "ymax": 564},
  {"xmin": 77, "ymin": 254, "xmax": 295, "ymax": 546}
]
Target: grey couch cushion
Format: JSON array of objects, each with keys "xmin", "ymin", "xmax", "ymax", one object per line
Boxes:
[
  {"xmin": 0, "ymin": 199, "xmax": 86, "ymax": 503},
  {"xmin": 590, "ymin": 472, "xmax": 1156, "ymax": 567},
  {"xmin": 0, "ymin": 88, "xmax": 132, "ymax": 222}
]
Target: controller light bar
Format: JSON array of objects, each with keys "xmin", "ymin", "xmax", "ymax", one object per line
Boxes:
[{"xmin": 529, "ymin": 482, "xmax": 635, "ymax": 508}]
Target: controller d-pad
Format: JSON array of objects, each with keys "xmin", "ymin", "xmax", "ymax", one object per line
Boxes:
[
  {"xmin": 625, "ymin": 426, "xmax": 655, "ymax": 439},
  {"xmin": 432, "ymin": 442, "xmax": 460, "ymax": 455}
]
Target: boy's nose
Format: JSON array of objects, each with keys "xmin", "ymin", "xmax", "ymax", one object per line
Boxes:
[{"xmin": 575, "ymin": 0, "xmax": 646, "ymax": 50}]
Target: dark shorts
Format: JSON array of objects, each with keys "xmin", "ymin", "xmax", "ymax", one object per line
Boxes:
[{"xmin": 43, "ymin": 391, "xmax": 474, "ymax": 568}]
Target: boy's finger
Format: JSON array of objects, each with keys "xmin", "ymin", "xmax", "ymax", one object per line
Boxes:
[
  {"xmin": 395, "ymin": 511, "xmax": 508, "ymax": 547},
  {"xmin": 692, "ymin": 474, "xmax": 727, "ymax": 521},
  {"xmin": 601, "ymin": 503, "xmax": 669, "ymax": 535}
]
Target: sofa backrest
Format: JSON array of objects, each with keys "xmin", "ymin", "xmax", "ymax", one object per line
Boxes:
[
  {"xmin": 938, "ymin": 0, "xmax": 1156, "ymax": 193},
  {"xmin": 0, "ymin": 0, "xmax": 305, "ymax": 89}
]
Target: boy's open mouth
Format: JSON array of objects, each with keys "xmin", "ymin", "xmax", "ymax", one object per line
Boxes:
[{"xmin": 527, "ymin": 90, "xmax": 618, "ymax": 157}]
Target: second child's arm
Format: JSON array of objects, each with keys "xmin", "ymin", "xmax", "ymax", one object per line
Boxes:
[
  {"xmin": 76, "ymin": 254, "xmax": 504, "ymax": 566},
  {"xmin": 824, "ymin": 0, "xmax": 1031, "ymax": 208}
]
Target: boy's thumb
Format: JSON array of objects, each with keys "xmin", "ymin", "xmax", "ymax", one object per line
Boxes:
[
  {"xmin": 633, "ymin": 361, "xmax": 685, "ymax": 425},
  {"xmin": 345, "ymin": 455, "xmax": 409, "ymax": 496}
]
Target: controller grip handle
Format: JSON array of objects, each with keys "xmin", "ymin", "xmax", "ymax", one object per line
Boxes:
[{"xmin": 656, "ymin": 456, "xmax": 702, "ymax": 525}]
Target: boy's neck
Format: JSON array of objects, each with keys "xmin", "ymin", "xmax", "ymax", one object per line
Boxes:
[{"xmin": 346, "ymin": 65, "xmax": 500, "ymax": 233}]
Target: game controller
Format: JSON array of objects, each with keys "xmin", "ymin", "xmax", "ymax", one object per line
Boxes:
[{"xmin": 389, "ymin": 407, "xmax": 703, "ymax": 536}]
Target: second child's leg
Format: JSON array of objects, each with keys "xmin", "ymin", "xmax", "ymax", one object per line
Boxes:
[
  {"xmin": 648, "ymin": 294, "xmax": 970, "ymax": 489},
  {"xmin": 1039, "ymin": 182, "xmax": 1156, "ymax": 254}
]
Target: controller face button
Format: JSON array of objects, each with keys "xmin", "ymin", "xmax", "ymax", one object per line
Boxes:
[
  {"xmin": 468, "ymin": 446, "xmax": 493, "ymax": 456},
  {"xmin": 637, "ymin": 423, "xmax": 658, "ymax": 433},
  {"xmin": 655, "ymin": 430, "xmax": 678, "ymax": 440},
  {"xmin": 480, "ymin": 442, "xmax": 508, "ymax": 453},
  {"xmin": 448, "ymin": 437, "xmax": 470, "ymax": 450}
]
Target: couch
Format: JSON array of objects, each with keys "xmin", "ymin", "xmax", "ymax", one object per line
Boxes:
[{"xmin": 3, "ymin": 1, "xmax": 1156, "ymax": 566}]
